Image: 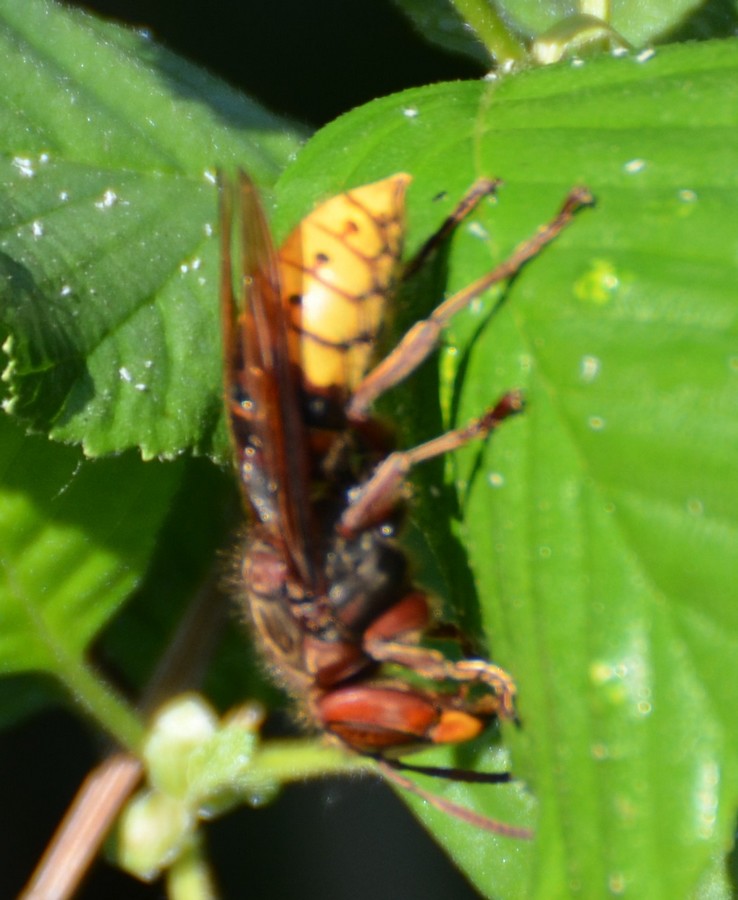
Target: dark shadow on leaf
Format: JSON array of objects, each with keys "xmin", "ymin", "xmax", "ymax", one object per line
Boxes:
[
  {"xmin": 390, "ymin": 232, "xmax": 486, "ymax": 642},
  {"xmin": 0, "ymin": 252, "xmax": 92, "ymax": 431}
]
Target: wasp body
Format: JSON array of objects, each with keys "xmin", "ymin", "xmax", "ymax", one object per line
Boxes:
[{"xmin": 221, "ymin": 172, "xmax": 591, "ymax": 757}]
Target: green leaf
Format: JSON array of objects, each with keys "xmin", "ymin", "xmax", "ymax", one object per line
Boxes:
[
  {"xmin": 389, "ymin": 0, "xmax": 500, "ymax": 66},
  {"xmin": 3, "ymin": 8, "xmax": 737, "ymax": 895},
  {"xmin": 0, "ymin": 413, "xmax": 182, "ymax": 740},
  {"xmin": 496, "ymin": 0, "xmax": 705, "ymax": 46},
  {"xmin": 391, "ymin": 0, "xmax": 721, "ymax": 63},
  {"xmin": 0, "ymin": 0, "xmax": 305, "ymax": 459},
  {"xmin": 276, "ymin": 40, "xmax": 738, "ymax": 899}
]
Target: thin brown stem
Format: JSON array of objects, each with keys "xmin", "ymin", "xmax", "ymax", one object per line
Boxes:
[
  {"xmin": 20, "ymin": 753, "xmax": 143, "ymax": 900},
  {"xmin": 20, "ymin": 570, "xmax": 228, "ymax": 900}
]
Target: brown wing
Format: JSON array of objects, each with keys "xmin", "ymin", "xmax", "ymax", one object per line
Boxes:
[{"xmin": 220, "ymin": 170, "xmax": 314, "ymax": 587}]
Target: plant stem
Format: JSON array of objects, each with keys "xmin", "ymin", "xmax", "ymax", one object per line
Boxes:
[
  {"xmin": 450, "ymin": 0, "xmax": 526, "ymax": 66},
  {"xmin": 167, "ymin": 835, "xmax": 219, "ymax": 900},
  {"xmin": 20, "ymin": 753, "xmax": 143, "ymax": 900},
  {"xmin": 251, "ymin": 738, "xmax": 375, "ymax": 784},
  {"xmin": 55, "ymin": 652, "xmax": 144, "ymax": 750},
  {"xmin": 580, "ymin": 0, "xmax": 611, "ymax": 21}
]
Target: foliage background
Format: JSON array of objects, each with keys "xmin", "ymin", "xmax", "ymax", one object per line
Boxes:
[
  {"xmin": 2, "ymin": 1, "xmax": 501, "ymax": 898},
  {"xmin": 2, "ymin": 1, "xmax": 738, "ymax": 899}
]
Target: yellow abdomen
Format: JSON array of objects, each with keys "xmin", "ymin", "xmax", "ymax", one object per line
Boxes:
[{"xmin": 280, "ymin": 174, "xmax": 411, "ymax": 396}]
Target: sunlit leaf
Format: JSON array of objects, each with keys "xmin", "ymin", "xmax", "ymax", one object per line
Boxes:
[
  {"xmin": 0, "ymin": 415, "xmax": 181, "ymax": 713},
  {"xmin": 276, "ymin": 40, "xmax": 738, "ymax": 899},
  {"xmin": 0, "ymin": 0, "xmax": 304, "ymax": 459}
]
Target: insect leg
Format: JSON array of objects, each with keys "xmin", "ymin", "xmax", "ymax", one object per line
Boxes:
[
  {"xmin": 362, "ymin": 634, "xmax": 517, "ymax": 719},
  {"xmin": 347, "ymin": 186, "xmax": 593, "ymax": 420},
  {"xmin": 402, "ymin": 177, "xmax": 502, "ymax": 280},
  {"xmin": 375, "ymin": 759, "xmax": 534, "ymax": 839},
  {"xmin": 338, "ymin": 391, "xmax": 523, "ymax": 536}
]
